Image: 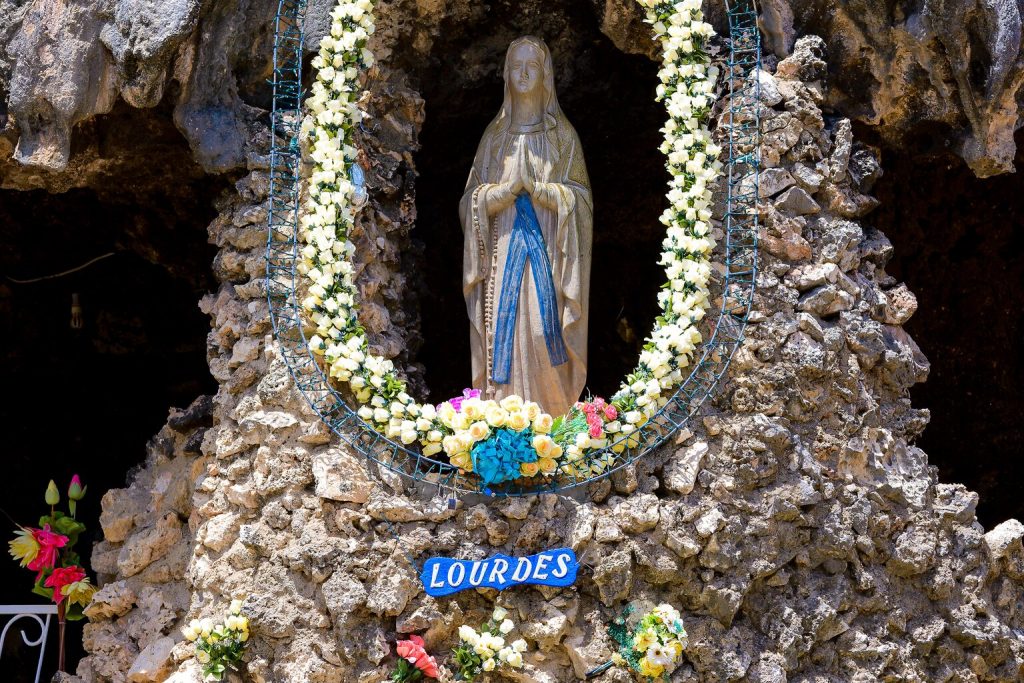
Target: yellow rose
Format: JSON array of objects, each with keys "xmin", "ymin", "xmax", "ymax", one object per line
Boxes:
[
  {"xmin": 499, "ymin": 395, "xmax": 524, "ymax": 412},
  {"xmin": 451, "ymin": 452, "xmax": 473, "ymax": 471},
  {"xmin": 506, "ymin": 411, "xmax": 529, "ymax": 432},
  {"xmin": 550, "ymin": 445, "xmax": 564, "ymax": 460},
  {"xmin": 443, "ymin": 435, "xmax": 461, "ymax": 456},
  {"xmin": 520, "ymin": 461, "xmax": 540, "ymax": 477},
  {"xmin": 531, "ymin": 435, "xmax": 554, "ymax": 458},
  {"xmin": 452, "ymin": 413, "xmax": 471, "ymax": 431},
  {"xmin": 437, "ymin": 402, "xmax": 456, "ymax": 426},
  {"xmin": 463, "ymin": 398, "xmax": 483, "ymax": 420},
  {"xmin": 484, "ymin": 405, "xmax": 508, "ymax": 428},
  {"xmin": 468, "ymin": 421, "xmax": 490, "ymax": 442},
  {"xmin": 538, "ymin": 457, "xmax": 558, "ymax": 474},
  {"xmin": 523, "ymin": 402, "xmax": 541, "ymax": 421},
  {"xmin": 638, "ymin": 657, "xmax": 665, "ymax": 678},
  {"xmin": 533, "ymin": 413, "xmax": 553, "ymax": 433}
]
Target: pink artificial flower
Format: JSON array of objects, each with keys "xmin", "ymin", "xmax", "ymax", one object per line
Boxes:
[
  {"xmin": 604, "ymin": 405, "xmax": 618, "ymax": 421},
  {"xmin": 447, "ymin": 388, "xmax": 481, "ymax": 413},
  {"xmin": 396, "ymin": 635, "xmax": 438, "ymax": 678},
  {"xmin": 44, "ymin": 565, "xmax": 86, "ymax": 604},
  {"xmin": 589, "ymin": 423, "xmax": 603, "ymax": 438},
  {"xmin": 27, "ymin": 526, "xmax": 68, "ymax": 579}
]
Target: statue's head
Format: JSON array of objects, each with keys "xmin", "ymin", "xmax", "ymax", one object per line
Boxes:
[
  {"xmin": 498, "ymin": 36, "xmax": 563, "ymax": 129},
  {"xmin": 505, "ymin": 36, "xmax": 548, "ymax": 100}
]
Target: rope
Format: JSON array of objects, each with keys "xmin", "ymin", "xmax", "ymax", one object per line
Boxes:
[{"xmin": 6, "ymin": 252, "xmax": 117, "ymax": 284}]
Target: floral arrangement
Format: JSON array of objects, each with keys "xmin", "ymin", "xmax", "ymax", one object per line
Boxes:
[
  {"xmin": 451, "ymin": 607, "xmax": 527, "ymax": 680},
  {"xmin": 607, "ymin": 603, "xmax": 688, "ymax": 680},
  {"xmin": 182, "ymin": 599, "xmax": 251, "ymax": 681},
  {"xmin": 299, "ymin": 0, "xmax": 721, "ymax": 488},
  {"xmin": 8, "ymin": 476, "xmax": 95, "ymax": 672},
  {"xmin": 391, "ymin": 634, "xmax": 439, "ymax": 681}
]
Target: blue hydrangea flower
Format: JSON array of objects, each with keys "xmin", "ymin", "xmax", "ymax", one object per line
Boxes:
[{"xmin": 471, "ymin": 428, "xmax": 538, "ymax": 487}]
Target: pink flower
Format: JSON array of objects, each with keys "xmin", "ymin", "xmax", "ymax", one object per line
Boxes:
[
  {"xmin": 589, "ymin": 423, "xmax": 603, "ymax": 438},
  {"xmin": 396, "ymin": 635, "xmax": 438, "ymax": 678},
  {"xmin": 44, "ymin": 565, "xmax": 86, "ymax": 604},
  {"xmin": 447, "ymin": 389, "xmax": 481, "ymax": 413},
  {"xmin": 27, "ymin": 526, "xmax": 68, "ymax": 579},
  {"xmin": 604, "ymin": 405, "xmax": 618, "ymax": 421}
]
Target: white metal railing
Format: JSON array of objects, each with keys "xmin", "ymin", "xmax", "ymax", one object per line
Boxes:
[{"xmin": 0, "ymin": 605, "xmax": 57, "ymax": 683}]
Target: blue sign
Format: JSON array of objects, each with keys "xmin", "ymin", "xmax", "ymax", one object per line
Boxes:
[{"xmin": 420, "ymin": 548, "xmax": 579, "ymax": 597}]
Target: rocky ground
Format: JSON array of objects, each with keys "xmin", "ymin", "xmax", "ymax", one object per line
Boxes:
[{"xmin": 60, "ymin": 31, "xmax": 1024, "ymax": 683}]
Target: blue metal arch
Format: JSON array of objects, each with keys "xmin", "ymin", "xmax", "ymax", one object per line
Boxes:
[{"xmin": 266, "ymin": 0, "xmax": 761, "ymax": 497}]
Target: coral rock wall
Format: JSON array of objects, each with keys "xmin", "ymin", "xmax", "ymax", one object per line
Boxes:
[{"xmin": 70, "ymin": 26, "xmax": 1024, "ymax": 683}]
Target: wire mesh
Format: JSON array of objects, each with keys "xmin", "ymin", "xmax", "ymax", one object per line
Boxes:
[{"xmin": 266, "ymin": 0, "xmax": 762, "ymax": 497}]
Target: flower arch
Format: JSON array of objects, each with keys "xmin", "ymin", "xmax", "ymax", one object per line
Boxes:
[{"xmin": 266, "ymin": 0, "xmax": 761, "ymax": 495}]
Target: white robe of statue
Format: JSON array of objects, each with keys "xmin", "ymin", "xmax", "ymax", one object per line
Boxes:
[{"xmin": 460, "ymin": 36, "xmax": 592, "ymax": 417}]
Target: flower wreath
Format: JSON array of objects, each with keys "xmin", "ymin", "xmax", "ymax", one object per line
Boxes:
[{"xmin": 298, "ymin": 0, "xmax": 723, "ymax": 489}]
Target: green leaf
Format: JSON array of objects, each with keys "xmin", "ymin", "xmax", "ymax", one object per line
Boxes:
[
  {"xmin": 52, "ymin": 515, "xmax": 87, "ymax": 538},
  {"xmin": 30, "ymin": 584, "xmax": 54, "ymax": 600}
]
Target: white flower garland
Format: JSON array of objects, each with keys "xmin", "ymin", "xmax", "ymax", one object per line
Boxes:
[{"xmin": 299, "ymin": 0, "xmax": 722, "ymax": 483}]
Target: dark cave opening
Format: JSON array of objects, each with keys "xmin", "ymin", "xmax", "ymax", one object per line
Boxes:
[
  {"xmin": 0, "ymin": 108, "xmax": 223, "ymax": 679},
  {"xmin": 404, "ymin": 0, "xmax": 668, "ymax": 405},
  {"xmin": 864, "ymin": 125, "xmax": 1024, "ymax": 527}
]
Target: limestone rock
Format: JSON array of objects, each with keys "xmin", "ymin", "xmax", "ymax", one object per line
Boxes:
[
  {"xmin": 760, "ymin": 168, "xmax": 797, "ymax": 198},
  {"xmin": 84, "ymin": 581, "xmax": 137, "ymax": 620},
  {"xmin": 663, "ymin": 441, "xmax": 708, "ymax": 494},
  {"xmin": 118, "ymin": 513, "xmax": 183, "ymax": 577},
  {"xmin": 985, "ymin": 519, "xmax": 1024, "ymax": 560},
  {"xmin": 127, "ymin": 636, "xmax": 176, "ymax": 682},
  {"xmin": 774, "ymin": 186, "xmax": 820, "ymax": 215},
  {"xmin": 312, "ymin": 447, "xmax": 373, "ymax": 503}
]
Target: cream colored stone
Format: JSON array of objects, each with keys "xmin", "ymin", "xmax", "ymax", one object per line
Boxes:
[{"xmin": 127, "ymin": 636, "xmax": 175, "ymax": 682}]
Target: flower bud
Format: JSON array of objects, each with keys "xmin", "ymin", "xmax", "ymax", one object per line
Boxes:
[
  {"xmin": 45, "ymin": 480, "xmax": 60, "ymax": 506},
  {"xmin": 68, "ymin": 474, "xmax": 86, "ymax": 501}
]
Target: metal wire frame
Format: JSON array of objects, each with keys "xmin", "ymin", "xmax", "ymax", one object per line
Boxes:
[{"xmin": 266, "ymin": 0, "xmax": 761, "ymax": 497}]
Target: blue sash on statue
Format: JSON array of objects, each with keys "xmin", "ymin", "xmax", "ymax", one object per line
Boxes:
[{"xmin": 492, "ymin": 193, "xmax": 569, "ymax": 384}]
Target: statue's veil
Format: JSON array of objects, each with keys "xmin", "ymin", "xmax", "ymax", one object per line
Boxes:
[{"xmin": 491, "ymin": 36, "xmax": 565, "ymax": 146}]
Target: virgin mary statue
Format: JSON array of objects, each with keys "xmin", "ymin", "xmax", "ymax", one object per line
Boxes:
[{"xmin": 460, "ymin": 36, "xmax": 592, "ymax": 417}]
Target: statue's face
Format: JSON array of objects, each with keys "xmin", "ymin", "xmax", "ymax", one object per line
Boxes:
[{"xmin": 508, "ymin": 42, "xmax": 545, "ymax": 98}]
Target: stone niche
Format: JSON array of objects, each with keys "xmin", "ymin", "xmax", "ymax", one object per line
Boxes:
[{"xmin": 370, "ymin": 0, "xmax": 672, "ymax": 403}]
